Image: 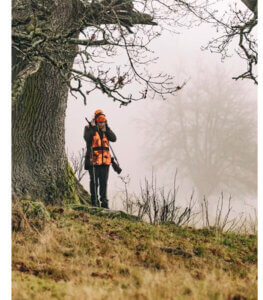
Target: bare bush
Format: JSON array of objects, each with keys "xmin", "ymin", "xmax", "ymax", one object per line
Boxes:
[
  {"xmin": 119, "ymin": 175, "xmax": 135, "ymax": 215},
  {"xmin": 201, "ymin": 193, "xmax": 257, "ymax": 233},
  {"xmin": 120, "ymin": 172, "xmax": 257, "ymax": 234},
  {"xmin": 121, "ymin": 171, "xmax": 198, "ymax": 225},
  {"xmin": 69, "ymin": 148, "xmax": 87, "ymax": 182}
]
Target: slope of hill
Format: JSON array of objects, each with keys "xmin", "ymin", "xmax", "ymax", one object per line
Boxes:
[{"xmin": 12, "ymin": 204, "xmax": 257, "ymax": 300}]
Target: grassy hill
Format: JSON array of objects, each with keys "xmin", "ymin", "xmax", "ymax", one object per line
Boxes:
[{"xmin": 12, "ymin": 204, "xmax": 257, "ymax": 300}]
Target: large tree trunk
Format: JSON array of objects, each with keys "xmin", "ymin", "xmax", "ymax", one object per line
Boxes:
[
  {"xmin": 13, "ymin": 61, "xmax": 73, "ymax": 203},
  {"xmin": 12, "ymin": 0, "xmax": 88, "ymax": 204}
]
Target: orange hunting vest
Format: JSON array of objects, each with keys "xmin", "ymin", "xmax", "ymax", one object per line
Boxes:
[{"xmin": 90, "ymin": 131, "xmax": 111, "ymax": 165}]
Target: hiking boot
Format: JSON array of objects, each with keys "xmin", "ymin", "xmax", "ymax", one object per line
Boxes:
[
  {"xmin": 91, "ymin": 198, "xmax": 99, "ymax": 207},
  {"xmin": 101, "ymin": 199, "xmax": 109, "ymax": 209}
]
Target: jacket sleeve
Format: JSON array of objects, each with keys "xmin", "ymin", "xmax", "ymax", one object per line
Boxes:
[{"xmin": 105, "ymin": 125, "xmax": 117, "ymax": 142}]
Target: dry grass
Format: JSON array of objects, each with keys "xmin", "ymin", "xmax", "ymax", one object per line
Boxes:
[{"xmin": 12, "ymin": 206, "xmax": 257, "ymax": 299}]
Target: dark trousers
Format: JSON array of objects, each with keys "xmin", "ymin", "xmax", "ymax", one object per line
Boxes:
[{"xmin": 88, "ymin": 165, "xmax": 110, "ymax": 208}]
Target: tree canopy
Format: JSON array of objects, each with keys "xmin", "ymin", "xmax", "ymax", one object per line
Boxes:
[{"xmin": 13, "ymin": 0, "xmax": 258, "ymax": 107}]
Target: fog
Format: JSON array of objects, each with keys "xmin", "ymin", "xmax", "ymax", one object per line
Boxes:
[{"xmin": 65, "ymin": 22, "xmax": 257, "ymax": 215}]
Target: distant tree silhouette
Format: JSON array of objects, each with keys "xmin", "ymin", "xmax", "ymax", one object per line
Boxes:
[{"xmin": 147, "ymin": 64, "xmax": 257, "ymax": 198}]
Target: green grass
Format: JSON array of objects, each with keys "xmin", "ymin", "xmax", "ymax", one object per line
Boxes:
[{"xmin": 12, "ymin": 206, "xmax": 257, "ymax": 299}]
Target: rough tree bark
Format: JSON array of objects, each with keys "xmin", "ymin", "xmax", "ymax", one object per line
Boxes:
[
  {"xmin": 12, "ymin": 0, "xmax": 83, "ymax": 204},
  {"xmin": 12, "ymin": 57, "xmax": 80, "ymax": 204}
]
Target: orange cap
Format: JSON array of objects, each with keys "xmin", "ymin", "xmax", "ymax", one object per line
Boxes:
[
  {"xmin": 94, "ymin": 109, "xmax": 106, "ymax": 123},
  {"xmin": 94, "ymin": 109, "xmax": 103, "ymax": 115}
]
